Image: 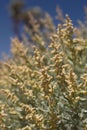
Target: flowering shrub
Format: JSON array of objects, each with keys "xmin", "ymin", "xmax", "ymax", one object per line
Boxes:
[{"xmin": 0, "ymin": 15, "xmax": 87, "ymax": 130}]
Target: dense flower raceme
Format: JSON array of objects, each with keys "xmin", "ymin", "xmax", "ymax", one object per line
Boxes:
[{"xmin": 0, "ymin": 16, "xmax": 87, "ymax": 130}]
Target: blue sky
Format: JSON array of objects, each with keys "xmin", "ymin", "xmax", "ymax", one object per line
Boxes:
[{"xmin": 0, "ymin": 0, "xmax": 87, "ymax": 58}]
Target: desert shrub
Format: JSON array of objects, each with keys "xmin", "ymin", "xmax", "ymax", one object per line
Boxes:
[{"xmin": 0, "ymin": 15, "xmax": 87, "ymax": 130}]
